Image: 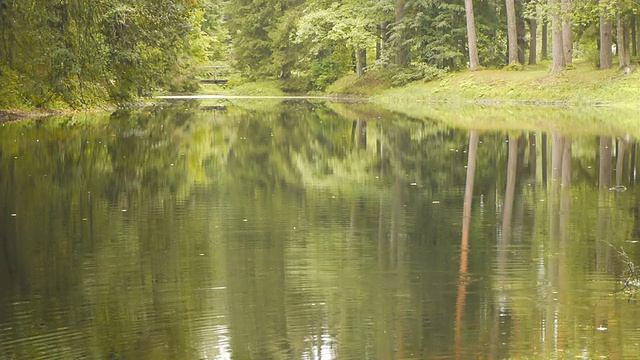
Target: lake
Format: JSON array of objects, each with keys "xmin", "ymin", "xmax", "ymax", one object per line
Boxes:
[{"xmin": 1, "ymin": 100, "xmax": 640, "ymax": 359}]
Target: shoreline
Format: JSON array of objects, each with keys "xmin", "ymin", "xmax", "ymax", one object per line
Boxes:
[
  {"xmin": 4, "ymin": 61, "xmax": 640, "ymax": 123},
  {"xmin": 0, "ymin": 109, "xmax": 72, "ymax": 123}
]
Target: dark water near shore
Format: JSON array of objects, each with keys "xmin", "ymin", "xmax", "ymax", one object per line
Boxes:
[{"xmin": 2, "ymin": 100, "xmax": 640, "ymax": 359}]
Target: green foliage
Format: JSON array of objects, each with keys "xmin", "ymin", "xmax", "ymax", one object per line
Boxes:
[
  {"xmin": 390, "ymin": 63, "xmax": 446, "ymax": 86},
  {"xmin": 309, "ymin": 47, "xmax": 355, "ymax": 90},
  {"xmin": 226, "ymin": 0, "xmax": 302, "ymax": 78},
  {"xmin": 0, "ymin": 0, "xmax": 215, "ymax": 109},
  {"xmin": 504, "ymin": 63, "xmax": 524, "ymax": 71},
  {"xmin": 403, "ymin": 0, "xmax": 468, "ymax": 69},
  {"xmin": 280, "ymin": 76, "xmax": 314, "ymax": 93}
]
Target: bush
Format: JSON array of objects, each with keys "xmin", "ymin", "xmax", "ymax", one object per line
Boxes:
[
  {"xmin": 504, "ymin": 62, "xmax": 524, "ymax": 71},
  {"xmin": 390, "ymin": 63, "xmax": 446, "ymax": 86},
  {"xmin": 280, "ymin": 76, "xmax": 313, "ymax": 94},
  {"xmin": 0, "ymin": 67, "xmax": 24, "ymax": 108}
]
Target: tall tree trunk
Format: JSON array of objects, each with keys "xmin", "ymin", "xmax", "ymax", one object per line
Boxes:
[
  {"xmin": 506, "ymin": 0, "xmax": 519, "ymax": 65},
  {"xmin": 632, "ymin": 16, "xmax": 637, "ymax": 57},
  {"xmin": 551, "ymin": 0, "xmax": 566, "ymax": 74},
  {"xmin": 395, "ymin": 0, "xmax": 409, "ymax": 67},
  {"xmin": 464, "ymin": 0, "xmax": 481, "ymax": 70},
  {"xmin": 617, "ymin": 12, "xmax": 629, "ymax": 68},
  {"xmin": 542, "ymin": 20, "xmax": 549, "ymax": 60},
  {"xmin": 517, "ymin": 6, "xmax": 526, "ymax": 64},
  {"xmin": 600, "ymin": 16, "xmax": 613, "ymax": 69},
  {"xmin": 624, "ymin": 18, "xmax": 631, "ymax": 66},
  {"xmin": 377, "ymin": 23, "xmax": 387, "ymax": 61},
  {"xmin": 562, "ymin": 0, "xmax": 572, "ymax": 64},
  {"xmin": 540, "ymin": 20, "xmax": 549, "ymax": 60},
  {"xmin": 356, "ymin": 46, "xmax": 366, "ymax": 78},
  {"xmin": 529, "ymin": 19, "xmax": 538, "ymax": 65}
]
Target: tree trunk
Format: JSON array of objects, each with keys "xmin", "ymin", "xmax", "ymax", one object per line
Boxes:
[
  {"xmin": 502, "ymin": 135, "xmax": 519, "ymax": 243},
  {"xmin": 517, "ymin": 6, "xmax": 526, "ymax": 64},
  {"xmin": 617, "ymin": 12, "xmax": 629, "ymax": 68},
  {"xmin": 542, "ymin": 20, "xmax": 549, "ymax": 60},
  {"xmin": 505, "ymin": 0, "xmax": 519, "ymax": 65},
  {"xmin": 600, "ymin": 16, "xmax": 613, "ymax": 69},
  {"xmin": 529, "ymin": 19, "xmax": 537, "ymax": 65},
  {"xmin": 464, "ymin": 0, "xmax": 480, "ymax": 70},
  {"xmin": 356, "ymin": 46, "xmax": 365, "ymax": 78},
  {"xmin": 551, "ymin": 0, "xmax": 565, "ymax": 74},
  {"xmin": 376, "ymin": 23, "xmax": 387, "ymax": 60},
  {"xmin": 624, "ymin": 18, "xmax": 631, "ymax": 66},
  {"xmin": 395, "ymin": 0, "xmax": 409, "ymax": 67},
  {"xmin": 562, "ymin": 0, "xmax": 572, "ymax": 64},
  {"xmin": 631, "ymin": 16, "xmax": 637, "ymax": 58}
]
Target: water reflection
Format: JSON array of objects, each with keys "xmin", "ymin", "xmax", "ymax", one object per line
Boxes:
[{"xmin": 1, "ymin": 102, "xmax": 640, "ymax": 359}]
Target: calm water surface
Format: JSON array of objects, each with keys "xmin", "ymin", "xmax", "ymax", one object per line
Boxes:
[{"xmin": 2, "ymin": 101, "xmax": 640, "ymax": 359}]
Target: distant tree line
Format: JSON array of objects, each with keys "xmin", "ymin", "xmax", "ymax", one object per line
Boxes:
[{"xmin": 1, "ymin": 0, "xmax": 639, "ymax": 108}]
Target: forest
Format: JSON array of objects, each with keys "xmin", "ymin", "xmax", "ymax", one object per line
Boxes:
[{"xmin": 1, "ymin": 0, "xmax": 638, "ymax": 109}]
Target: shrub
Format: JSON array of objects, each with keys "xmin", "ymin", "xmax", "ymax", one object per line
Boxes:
[
  {"xmin": 504, "ymin": 62, "xmax": 524, "ymax": 71},
  {"xmin": 391, "ymin": 63, "xmax": 446, "ymax": 86}
]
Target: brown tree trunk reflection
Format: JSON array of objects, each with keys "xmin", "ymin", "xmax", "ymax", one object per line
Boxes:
[
  {"xmin": 599, "ymin": 137, "xmax": 612, "ymax": 191},
  {"xmin": 455, "ymin": 131, "xmax": 478, "ymax": 359},
  {"xmin": 542, "ymin": 133, "xmax": 548, "ymax": 186},
  {"xmin": 616, "ymin": 136, "xmax": 628, "ymax": 186},
  {"xmin": 502, "ymin": 135, "xmax": 520, "ymax": 244},
  {"xmin": 630, "ymin": 140, "xmax": 636, "ymax": 184},
  {"xmin": 529, "ymin": 133, "xmax": 537, "ymax": 180},
  {"xmin": 596, "ymin": 136, "xmax": 613, "ymax": 273},
  {"xmin": 352, "ymin": 119, "xmax": 367, "ymax": 151},
  {"xmin": 551, "ymin": 132, "xmax": 565, "ymax": 189},
  {"xmin": 596, "ymin": 136, "xmax": 613, "ymax": 343}
]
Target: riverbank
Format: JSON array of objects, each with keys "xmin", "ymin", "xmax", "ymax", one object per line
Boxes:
[
  {"xmin": 330, "ymin": 61, "xmax": 640, "ymax": 108},
  {"xmin": 0, "ymin": 105, "xmax": 120, "ymax": 123},
  {"xmin": 0, "ymin": 109, "xmax": 73, "ymax": 123},
  {"xmin": 4, "ymin": 60, "xmax": 640, "ymax": 122}
]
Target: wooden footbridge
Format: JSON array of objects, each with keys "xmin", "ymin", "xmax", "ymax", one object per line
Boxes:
[{"xmin": 198, "ymin": 65, "xmax": 229, "ymax": 85}]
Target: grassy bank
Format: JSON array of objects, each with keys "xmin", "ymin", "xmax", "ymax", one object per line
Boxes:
[{"xmin": 326, "ymin": 61, "xmax": 640, "ymax": 108}]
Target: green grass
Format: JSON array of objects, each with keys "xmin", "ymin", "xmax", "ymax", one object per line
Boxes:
[
  {"xmin": 325, "ymin": 72, "xmax": 394, "ymax": 96},
  {"xmin": 370, "ymin": 60, "xmax": 640, "ymax": 108}
]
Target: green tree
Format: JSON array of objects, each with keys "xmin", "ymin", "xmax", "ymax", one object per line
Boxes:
[{"xmin": 0, "ymin": 0, "xmax": 212, "ymax": 108}]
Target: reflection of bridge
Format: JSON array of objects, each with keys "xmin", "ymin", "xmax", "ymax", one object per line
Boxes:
[{"xmin": 198, "ymin": 65, "xmax": 228, "ymax": 85}]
